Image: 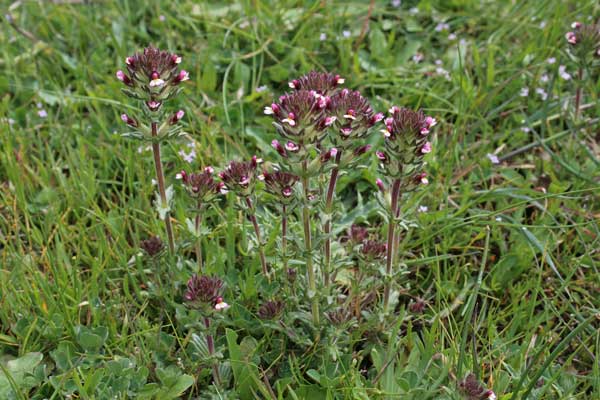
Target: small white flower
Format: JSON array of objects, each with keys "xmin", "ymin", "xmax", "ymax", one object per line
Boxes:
[
  {"xmin": 409, "ymin": 7, "xmax": 419, "ymax": 15},
  {"xmin": 391, "ymin": 0, "xmax": 401, "ymax": 7},
  {"xmin": 540, "ymin": 74, "xmax": 549, "ymax": 82},
  {"xmin": 175, "ymin": 173, "xmax": 183, "ymax": 180},
  {"xmin": 38, "ymin": 109, "xmax": 48, "ymax": 118},
  {"xmin": 36, "ymin": 102, "xmax": 43, "ymax": 109},
  {"xmin": 558, "ymin": 65, "xmax": 571, "ymax": 80},
  {"xmin": 539, "ymin": 21, "xmax": 546, "ymax": 28},
  {"xmin": 418, "ymin": 205, "xmax": 428, "ymax": 213},
  {"xmin": 215, "ymin": 300, "xmax": 230, "ymax": 311},
  {"xmin": 435, "ymin": 59, "xmax": 443, "ymax": 65},
  {"xmin": 435, "ymin": 23, "xmax": 449, "ymax": 32},
  {"xmin": 342, "ymin": 30, "xmax": 351, "ymax": 38},
  {"xmin": 521, "ymin": 126, "xmax": 531, "ymax": 133},
  {"xmin": 151, "ymin": 179, "xmax": 157, "ymax": 186},
  {"xmin": 149, "ymin": 78, "xmax": 165, "ymax": 87},
  {"xmin": 495, "ymin": 217, "xmax": 502, "ymax": 222},
  {"xmin": 159, "ymin": 15, "xmax": 166, "ymax": 22},
  {"xmin": 178, "ymin": 149, "xmax": 196, "ymax": 163},
  {"xmin": 535, "ymin": 87, "xmax": 547, "ymax": 101},
  {"xmin": 263, "ymin": 106, "xmax": 274, "ymax": 115},
  {"xmin": 319, "ymin": 32, "xmax": 327, "ymax": 41},
  {"xmin": 486, "ymin": 153, "xmax": 499, "ymax": 164},
  {"xmin": 412, "ymin": 52, "xmax": 424, "ymax": 63},
  {"xmin": 256, "ymin": 85, "xmax": 268, "ymax": 93},
  {"xmin": 282, "ymin": 118, "xmax": 296, "ymax": 126},
  {"xmin": 547, "ymin": 57, "xmax": 556, "ymax": 64},
  {"xmin": 447, "ymin": 33, "xmax": 457, "ymax": 41},
  {"xmin": 519, "ymin": 87, "xmax": 529, "ymax": 97}
]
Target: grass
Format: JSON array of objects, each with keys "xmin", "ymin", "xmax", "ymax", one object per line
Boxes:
[{"xmin": 0, "ymin": 0, "xmax": 599, "ymax": 399}]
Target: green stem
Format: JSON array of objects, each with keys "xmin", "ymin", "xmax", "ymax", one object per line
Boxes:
[
  {"xmin": 574, "ymin": 66, "xmax": 583, "ymax": 118},
  {"xmin": 151, "ymin": 122, "xmax": 175, "ymax": 254},
  {"xmin": 383, "ymin": 179, "xmax": 401, "ymax": 313},
  {"xmin": 245, "ymin": 196, "xmax": 269, "ymax": 278},
  {"xmin": 323, "ymin": 150, "xmax": 342, "ymax": 287},
  {"xmin": 282, "ymin": 204, "xmax": 288, "ymax": 272},
  {"xmin": 204, "ymin": 317, "xmax": 221, "ymax": 386},
  {"xmin": 301, "ymin": 161, "xmax": 319, "ymax": 325},
  {"xmin": 194, "ymin": 201, "xmax": 203, "ymax": 272}
]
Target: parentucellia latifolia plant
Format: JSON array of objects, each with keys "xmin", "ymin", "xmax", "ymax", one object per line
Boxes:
[{"xmin": 116, "ymin": 47, "xmax": 438, "ymax": 389}]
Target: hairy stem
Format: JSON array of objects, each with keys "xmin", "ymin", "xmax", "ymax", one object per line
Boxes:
[
  {"xmin": 245, "ymin": 196, "xmax": 269, "ymax": 278},
  {"xmin": 195, "ymin": 200, "xmax": 203, "ymax": 272},
  {"xmin": 282, "ymin": 204, "xmax": 288, "ymax": 272},
  {"xmin": 383, "ymin": 179, "xmax": 401, "ymax": 312},
  {"xmin": 323, "ymin": 150, "xmax": 342, "ymax": 287},
  {"xmin": 301, "ymin": 161, "xmax": 320, "ymax": 325},
  {"xmin": 204, "ymin": 317, "xmax": 221, "ymax": 386},
  {"xmin": 575, "ymin": 66, "xmax": 583, "ymax": 118},
  {"xmin": 151, "ymin": 122, "xmax": 175, "ymax": 253}
]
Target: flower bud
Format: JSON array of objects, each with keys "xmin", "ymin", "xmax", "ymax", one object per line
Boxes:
[
  {"xmin": 173, "ymin": 70, "xmax": 189, "ymax": 84},
  {"xmin": 169, "ymin": 110, "xmax": 185, "ymax": 125},
  {"xmin": 116, "ymin": 70, "xmax": 133, "ymax": 86},
  {"xmin": 121, "ymin": 113, "xmax": 138, "ymax": 127}
]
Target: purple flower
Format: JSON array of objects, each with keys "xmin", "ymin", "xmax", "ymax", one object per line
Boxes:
[
  {"xmin": 140, "ymin": 236, "xmax": 164, "ymax": 257},
  {"xmin": 219, "ymin": 156, "xmax": 261, "ymax": 195},
  {"xmin": 287, "ymin": 71, "xmax": 345, "ymax": 95},
  {"xmin": 179, "ymin": 168, "xmax": 224, "ymax": 202},
  {"xmin": 38, "ymin": 109, "xmax": 48, "ymax": 118},
  {"xmin": 178, "ymin": 149, "xmax": 196, "ymax": 163},
  {"xmin": 360, "ymin": 240, "xmax": 387, "ymax": 262},
  {"xmin": 258, "ymin": 300, "xmax": 284, "ymax": 320},
  {"xmin": 121, "ymin": 113, "xmax": 137, "ymax": 127},
  {"xmin": 486, "ymin": 153, "xmax": 499, "ymax": 164},
  {"xmin": 260, "ymin": 170, "xmax": 299, "ymax": 202},
  {"xmin": 183, "ymin": 274, "xmax": 224, "ymax": 307}
]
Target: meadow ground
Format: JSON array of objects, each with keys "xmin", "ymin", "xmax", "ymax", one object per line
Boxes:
[{"xmin": 0, "ymin": 1, "xmax": 599, "ymax": 399}]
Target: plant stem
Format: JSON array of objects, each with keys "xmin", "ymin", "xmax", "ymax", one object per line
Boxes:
[
  {"xmin": 282, "ymin": 204, "xmax": 288, "ymax": 272},
  {"xmin": 383, "ymin": 179, "xmax": 401, "ymax": 313},
  {"xmin": 301, "ymin": 161, "xmax": 319, "ymax": 325},
  {"xmin": 150, "ymin": 122, "xmax": 175, "ymax": 253},
  {"xmin": 195, "ymin": 200, "xmax": 203, "ymax": 272},
  {"xmin": 204, "ymin": 317, "xmax": 221, "ymax": 386},
  {"xmin": 574, "ymin": 66, "xmax": 583, "ymax": 118},
  {"xmin": 245, "ymin": 196, "xmax": 269, "ymax": 278},
  {"xmin": 323, "ymin": 150, "xmax": 342, "ymax": 287}
]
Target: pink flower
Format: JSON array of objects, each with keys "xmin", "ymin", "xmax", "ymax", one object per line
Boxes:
[
  {"xmin": 376, "ymin": 178, "xmax": 385, "ymax": 192},
  {"xmin": 565, "ymin": 31, "xmax": 577, "ymax": 44},
  {"xmin": 421, "ymin": 142, "xmax": 432, "ymax": 154},
  {"xmin": 120, "ymin": 113, "xmax": 137, "ymax": 127},
  {"xmin": 116, "ymin": 70, "xmax": 132, "ymax": 86},
  {"xmin": 271, "ymin": 139, "xmax": 287, "ymax": 157},
  {"xmin": 174, "ymin": 70, "xmax": 189, "ymax": 84},
  {"xmin": 285, "ymin": 141, "xmax": 299, "ymax": 152}
]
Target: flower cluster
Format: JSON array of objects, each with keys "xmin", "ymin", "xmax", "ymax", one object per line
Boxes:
[
  {"xmin": 565, "ymin": 22, "xmax": 600, "ymax": 60},
  {"xmin": 265, "ymin": 90, "xmax": 334, "ymax": 144},
  {"xmin": 184, "ymin": 275, "xmax": 229, "ymax": 311},
  {"xmin": 257, "ymin": 300, "xmax": 284, "ymax": 320},
  {"xmin": 458, "ymin": 373, "xmax": 496, "ymax": 400},
  {"xmin": 179, "ymin": 167, "xmax": 226, "ymax": 205},
  {"xmin": 117, "ymin": 47, "xmax": 189, "ymax": 106},
  {"xmin": 360, "ymin": 240, "xmax": 387, "ymax": 262},
  {"xmin": 140, "ymin": 236, "xmax": 164, "ymax": 257},
  {"xmin": 116, "ymin": 47, "xmax": 187, "ymax": 141},
  {"xmin": 265, "ymin": 71, "xmax": 380, "ymax": 172},
  {"xmin": 259, "ymin": 170, "xmax": 299, "ymax": 203},
  {"xmin": 219, "ymin": 156, "xmax": 261, "ymax": 197},
  {"xmin": 288, "ymin": 71, "xmax": 345, "ymax": 96},
  {"xmin": 376, "ymin": 106, "xmax": 436, "ymax": 185},
  {"xmin": 329, "ymin": 89, "xmax": 383, "ymax": 142}
]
